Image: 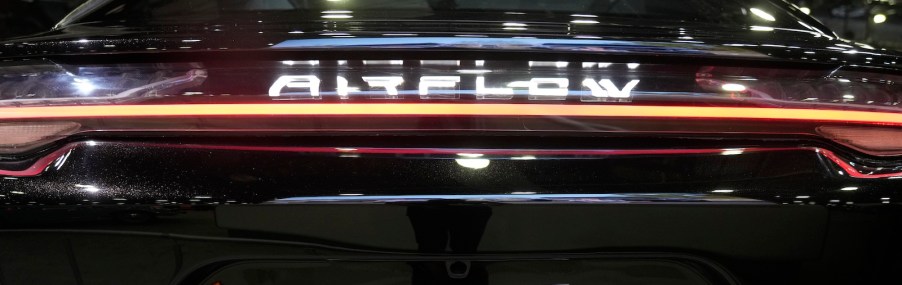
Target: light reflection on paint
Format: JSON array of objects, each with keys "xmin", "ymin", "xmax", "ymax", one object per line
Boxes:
[{"xmin": 456, "ymin": 158, "xmax": 490, "ymax": 169}]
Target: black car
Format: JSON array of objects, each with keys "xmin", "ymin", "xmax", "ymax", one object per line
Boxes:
[{"xmin": 0, "ymin": 0, "xmax": 901, "ymax": 284}]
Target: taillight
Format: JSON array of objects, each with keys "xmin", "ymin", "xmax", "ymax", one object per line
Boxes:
[
  {"xmin": 0, "ymin": 58, "xmax": 899, "ymax": 160},
  {"xmin": 818, "ymin": 126, "xmax": 902, "ymax": 156},
  {"xmin": 0, "ymin": 59, "xmax": 898, "ymax": 109},
  {"xmin": 0, "ymin": 60, "xmax": 205, "ymax": 106},
  {"xmin": 0, "ymin": 122, "xmax": 79, "ymax": 153}
]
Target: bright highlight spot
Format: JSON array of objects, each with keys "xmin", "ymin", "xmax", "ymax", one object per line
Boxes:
[
  {"xmin": 721, "ymin": 83, "xmax": 747, "ymax": 92},
  {"xmin": 75, "ymin": 184, "xmax": 100, "ymax": 193},
  {"xmin": 457, "ymin": 153, "xmax": 484, "ymax": 158},
  {"xmin": 322, "ymin": 14, "xmax": 353, "ymax": 19},
  {"xmin": 511, "ymin": 155, "xmax": 537, "ymax": 160},
  {"xmin": 457, "ymin": 69, "xmax": 492, "ymax": 74},
  {"xmin": 571, "ymin": 20, "xmax": 600, "ymax": 24},
  {"xmin": 73, "ymin": 78, "xmax": 97, "ymax": 94},
  {"xmin": 750, "ymin": 8, "xmax": 776, "ymax": 21},
  {"xmin": 456, "ymin": 159, "xmax": 490, "ymax": 169}
]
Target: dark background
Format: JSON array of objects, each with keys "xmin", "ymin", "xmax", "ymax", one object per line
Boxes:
[
  {"xmin": 0, "ymin": 0, "xmax": 900, "ymax": 50},
  {"xmin": 0, "ymin": 0, "xmax": 83, "ymax": 39}
]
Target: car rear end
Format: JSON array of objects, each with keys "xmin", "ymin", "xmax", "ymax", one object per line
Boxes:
[{"xmin": 0, "ymin": 0, "xmax": 901, "ymax": 284}]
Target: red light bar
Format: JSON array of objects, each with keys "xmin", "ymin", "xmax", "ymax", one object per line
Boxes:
[
  {"xmin": 817, "ymin": 126, "xmax": 902, "ymax": 156},
  {"xmin": 0, "ymin": 104, "xmax": 901, "ymax": 126}
]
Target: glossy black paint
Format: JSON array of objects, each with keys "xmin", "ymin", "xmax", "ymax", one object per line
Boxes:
[
  {"xmin": 0, "ymin": 127, "xmax": 897, "ymax": 284},
  {"xmin": 0, "ymin": 2, "xmax": 898, "ymax": 73},
  {"xmin": 0, "ymin": 138, "xmax": 896, "ymax": 205},
  {"xmin": 0, "ymin": 1, "xmax": 901, "ymax": 285}
]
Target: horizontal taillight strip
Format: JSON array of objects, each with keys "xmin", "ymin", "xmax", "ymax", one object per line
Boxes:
[{"xmin": 0, "ymin": 104, "xmax": 900, "ymax": 126}]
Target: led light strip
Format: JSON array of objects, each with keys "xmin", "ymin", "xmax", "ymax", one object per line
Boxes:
[{"xmin": 0, "ymin": 104, "xmax": 900, "ymax": 126}]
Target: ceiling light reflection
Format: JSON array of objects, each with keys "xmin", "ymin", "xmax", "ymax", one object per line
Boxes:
[
  {"xmin": 721, "ymin": 83, "xmax": 747, "ymax": 92},
  {"xmin": 456, "ymin": 159, "xmax": 490, "ymax": 169},
  {"xmin": 571, "ymin": 19, "xmax": 600, "ymax": 24},
  {"xmin": 750, "ymin": 8, "xmax": 776, "ymax": 21},
  {"xmin": 457, "ymin": 153, "xmax": 484, "ymax": 158},
  {"xmin": 457, "ymin": 69, "xmax": 492, "ymax": 74},
  {"xmin": 73, "ymin": 78, "xmax": 97, "ymax": 94},
  {"xmin": 511, "ymin": 155, "xmax": 537, "ymax": 160},
  {"xmin": 322, "ymin": 14, "xmax": 353, "ymax": 19}
]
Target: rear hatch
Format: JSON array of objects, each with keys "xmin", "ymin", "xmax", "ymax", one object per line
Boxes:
[{"xmin": 1, "ymin": 1, "xmax": 902, "ymax": 285}]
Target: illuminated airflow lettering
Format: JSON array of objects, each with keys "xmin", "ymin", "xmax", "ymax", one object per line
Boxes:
[
  {"xmin": 529, "ymin": 78, "xmax": 570, "ymax": 100},
  {"xmin": 582, "ymin": 79, "xmax": 641, "ymax": 102},
  {"xmin": 475, "ymin": 76, "xmax": 514, "ymax": 100},
  {"xmin": 336, "ymin": 76, "xmax": 359, "ymax": 99},
  {"xmin": 269, "ymin": 75, "xmax": 640, "ymax": 101},
  {"xmin": 269, "ymin": 75, "xmax": 321, "ymax": 98},
  {"xmin": 362, "ymin": 76, "xmax": 404, "ymax": 98},
  {"xmin": 419, "ymin": 76, "xmax": 461, "ymax": 99}
]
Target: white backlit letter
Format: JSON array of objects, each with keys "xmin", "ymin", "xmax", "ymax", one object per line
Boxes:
[
  {"xmin": 269, "ymin": 75, "xmax": 321, "ymax": 97},
  {"xmin": 581, "ymin": 79, "xmax": 640, "ymax": 102},
  {"xmin": 529, "ymin": 78, "xmax": 569, "ymax": 100},
  {"xmin": 582, "ymin": 79, "xmax": 608, "ymax": 97},
  {"xmin": 336, "ymin": 76, "xmax": 360, "ymax": 99},
  {"xmin": 601, "ymin": 79, "xmax": 640, "ymax": 98},
  {"xmin": 419, "ymin": 76, "xmax": 460, "ymax": 99},
  {"xmin": 476, "ymin": 76, "xmax": 514, "ymax": 100},
  {"xmin": 362, "ymin": 76, "xmax": 404, "ymax": 97}
]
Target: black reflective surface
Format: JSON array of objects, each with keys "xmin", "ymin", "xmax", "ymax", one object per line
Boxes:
[
  {"xmin": 0, "ymin": 0, "xmax": 897, "ymax": 73},
  {"xmin": 1, "ymin": 139, "xmax": 898, "ymax": 204},
  {"xmin": 0, "ymin": 135, "xmax": 900, "ymax": 284},
  {"xmin": 1, "ymin": 1, "xmax": 902, "ymax": 285}
]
